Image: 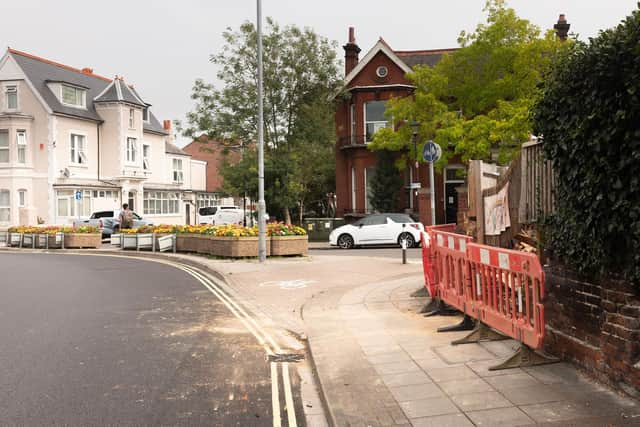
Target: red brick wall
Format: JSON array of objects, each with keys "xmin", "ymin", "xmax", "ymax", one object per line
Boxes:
[
  {"xmin": 545, "ymin": 265, "xmax": 640, "ymax": 397},
  {"xmin": 182, "ymin": 137, "xmax": 241, "ymax": 193}
]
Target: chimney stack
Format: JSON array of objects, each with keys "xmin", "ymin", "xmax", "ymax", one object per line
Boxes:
[
  {"xmin": 554, "ymin": 14, "xmax": 570, "ymax": 41},
  {"xmin": 163, "ymin": 120, "xmax": 172, "ymax": 131},
  {"xmin": 343, "ymin": 26, "xmax": 361, "ymax": 76}
]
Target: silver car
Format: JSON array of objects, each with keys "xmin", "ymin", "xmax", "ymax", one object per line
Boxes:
[{"xmin": 74, "ymin": 210, "xmax": 153, "ymax": 237}]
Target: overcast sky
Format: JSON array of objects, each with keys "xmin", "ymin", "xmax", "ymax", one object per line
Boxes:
[{"xmin": 2, "ymin": 1, "xmax": 638, "ymax": 145}]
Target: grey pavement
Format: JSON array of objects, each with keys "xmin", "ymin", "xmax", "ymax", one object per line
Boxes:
[{"xmin": 2, "ymin": 244, "xmax": 639, "ymax": 426}]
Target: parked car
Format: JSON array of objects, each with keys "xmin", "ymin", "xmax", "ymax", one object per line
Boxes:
[
  {"xmin": 198, "ymin": 206, "xmax": 245, "ymax": 226},
  {"xmin": 74, "ymin": 210, "xmax": 152, "ymax": 237},
  {"xmin": 329, "ymin": 213, "xmax": 424, "ymax": 249}
]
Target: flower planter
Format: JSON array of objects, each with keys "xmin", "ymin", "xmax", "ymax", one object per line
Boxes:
[
  {"xmin": 22, "ymin": 233, "xmax": 34, "ymax": 247},
  {"xmin": 35, "ymin": 234, "xmax": 49, "ymax": 248},
  {"xmin": 176, "ymin": 234, "xmax": 270, "ymax": 257},
  {"xmin": 136, "ymin": 233, "xmax": 154, "ymax": 250},
  {"xmin": 156, "ymin": 234, "xmax": 176, "ymax": 252},
  {"xmin": 121, "ymin": 234, "xmax": 138, "ymax": 249},
  {"xmin": 270, "ymin": 235, "xmax": 308, "ymax": 256},
  {"xmin": 110, "ymin": 234, "xmax": 121, "ymax": 246},
  {"xmin": 63, "ymin": 233, "xmax": 101, "ymax": 249},
  {"xmin": 9, "ymin": 232, "xmax": 23, "ymax": 247}
]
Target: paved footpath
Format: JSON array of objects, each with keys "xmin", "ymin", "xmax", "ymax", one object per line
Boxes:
[{"xmin": 3, "ymin": 245, "xmax": 640, "ymax": 426}]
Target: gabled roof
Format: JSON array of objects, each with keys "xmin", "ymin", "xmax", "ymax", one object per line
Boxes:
[
  {"xmin": 343, "ymin": 39, "xmax": 413, "ymax": 87},
  {"xmin": 94, "ymin": 78, "xmax": 146, "ymax": 107},
  {"xmin": 6, "ymin": 48, "xmax": 167, "ymax": 134},
  {"xmin": 342, "ymin": 38, "xmax": 457, "ymax": 88}
]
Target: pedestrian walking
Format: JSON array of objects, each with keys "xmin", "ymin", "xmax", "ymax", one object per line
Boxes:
[{"xmin": 119, "ymin": 203, "xmax": 134, "ymax": 229}]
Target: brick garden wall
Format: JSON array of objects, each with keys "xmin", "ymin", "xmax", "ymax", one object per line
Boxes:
[{"xmin": 544, "ymin": 264, "xmax": 640, "ymax": 397}]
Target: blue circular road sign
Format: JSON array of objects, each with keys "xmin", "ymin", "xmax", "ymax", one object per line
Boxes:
[{"xmin": 422, "ymin": 140, "xmax": 442, "ymax": 163}]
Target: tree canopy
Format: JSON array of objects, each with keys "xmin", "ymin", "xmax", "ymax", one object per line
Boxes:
[
  {"xmin": 369, "ymin": 0, "xmax": 567, "ymax": 167},
  {"xmin": 184, "ymin": 19, "xmax": 341, "ymax": 222}
]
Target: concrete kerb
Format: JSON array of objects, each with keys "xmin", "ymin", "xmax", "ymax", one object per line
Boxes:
[{"xmin": 0, "ymin": 245, "xmax": 333, "ymax": 425}]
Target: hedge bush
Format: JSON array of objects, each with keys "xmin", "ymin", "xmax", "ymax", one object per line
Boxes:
[{"xmin": 533, "ymin": 7, "xmax": 640, "ymax": 284}]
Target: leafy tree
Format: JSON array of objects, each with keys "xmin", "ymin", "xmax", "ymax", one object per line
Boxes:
[
  {"xmin": 369, "ymin": 0, "xmax": 566, "ymax": 167},
  {"xmin": 368, "ymin": 150, "xmax": 404, "ymax": 212},
  {"xmin": 533, "ymin": 6, "xmax": 640, "ymax": 284},
  {"xmin": 184, "ymin": 19, "xmax": 341, "ymax": 223}
]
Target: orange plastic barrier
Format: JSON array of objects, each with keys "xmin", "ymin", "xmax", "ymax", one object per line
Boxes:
[
  {"xmin": 466, "ymin": 243, "xmax": 546, "ymax": 350},
  {"xmin": 421, "ymin": 224, "xmax": 456, "ymax": 298},
  {"xmin": 430, "ymin": 230, "xmax": 474, "ymax": 315}
]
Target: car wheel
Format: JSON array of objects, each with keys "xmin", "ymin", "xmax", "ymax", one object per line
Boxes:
[
  {"xmin": 398, "ymin": 233, "xmax": 415, "ymax": 248},
  {"xmin": 337, "ymin": 234, "xmax": 354, "ymax": 249}
]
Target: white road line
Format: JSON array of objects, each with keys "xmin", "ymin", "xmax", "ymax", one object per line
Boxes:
[
  {"xmin": 271, "ymin": 362, "xmax": 282, "ymax": 427},
  {"xmin": 282, "ymin": 362, "xmax": 297, "ymax": 427}
]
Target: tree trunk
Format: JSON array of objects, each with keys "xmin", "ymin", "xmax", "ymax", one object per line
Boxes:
[
  {"xmin": 283, "ymin": 208, "xmax": 292, "ymax": 224},
  {"xmin": 298, "ymin": 200, "xmax": 304, "ymax": 226}
]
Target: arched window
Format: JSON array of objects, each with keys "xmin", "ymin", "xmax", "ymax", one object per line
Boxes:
[{"xmin": 0, "ymin": 189, "xmax": 10, "ymax": 222}]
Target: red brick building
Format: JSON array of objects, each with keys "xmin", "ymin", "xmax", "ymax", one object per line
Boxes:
[
  {"xmin": 182, "ymin": 136, "xmax": 241, "ymax": 193},
  {"xmin": 335, "ymin": 28, "xmax": 463, "ymax": 225}
]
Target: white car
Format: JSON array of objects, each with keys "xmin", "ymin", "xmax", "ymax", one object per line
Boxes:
[
  {"xmin": 329, "ymin": 213, "xmax": 424, "ymax": 249},
  {"xmin": 198, "ymin": 206, "xmax": 245, "ymax": 225}
]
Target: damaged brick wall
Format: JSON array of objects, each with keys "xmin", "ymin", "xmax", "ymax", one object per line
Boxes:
[{"xmin": 544, "ymin": 264, "xmax": 640, "ymax": 397}]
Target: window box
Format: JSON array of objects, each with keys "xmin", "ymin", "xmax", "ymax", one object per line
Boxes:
[{"xmin": 270, "ymin": 235, "xmax": 308, "ymax": 256}]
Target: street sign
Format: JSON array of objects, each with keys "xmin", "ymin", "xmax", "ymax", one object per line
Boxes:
[
  {"xmin": 408, "ymin": 182, "xmax": 422, "ymax": 189},
  {"xmin": 74, "ymin": 190, "xmax": 82, "ymax": 201},
  {"xmin": 422, "ymin": 140, "xmax": 442, "ymax": 163}
]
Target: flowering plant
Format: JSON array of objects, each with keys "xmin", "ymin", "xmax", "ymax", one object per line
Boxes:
[
  {"xmin": 8, "ymin": 225, "xmax": 100, "ymax": 234},
  {"xmin": 267, "ymin": 223, "xmax": 307, "ymax": 236}
]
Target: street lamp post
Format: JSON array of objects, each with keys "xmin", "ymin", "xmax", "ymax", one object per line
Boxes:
[
  {"xmin": 256, "ymin": 0, "xmax": 266, "ymax": 262},
  {"xmin": 410, "ymin": 120, "xmax": 420, "ymax": 212}
]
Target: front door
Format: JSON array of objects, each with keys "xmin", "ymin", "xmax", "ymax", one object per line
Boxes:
[{"xmin": 444, "ymin": 167, "xmax": 465, "ymax": 224}]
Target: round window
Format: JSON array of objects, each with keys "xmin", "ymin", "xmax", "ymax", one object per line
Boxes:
[{"xmin": 376, "ymin": 66, "xmax": 389, "ymax": 78}]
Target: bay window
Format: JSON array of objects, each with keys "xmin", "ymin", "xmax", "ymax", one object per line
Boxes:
[
  {"xmin": 143, "ymin": 144, "xmax": 150, "ymax": 170},
  {"xmin": 17, "ymin": 130, "xmax": 26, "ymax": 163},
  {"xmin": 0, "ymin": 130, "xmax": 8, "ymax": 163},
  {"xmin": 126, "ymin": 137, "xmax": 137, "ymax": 163},
  {"xmin": 364, "ymin": 100, "xmax": 389, "ymax": 142},
  {"xmin": 172, "ymin": 158, "xmax": 183, "ymax": 183},
  {"xmin": 5, "ymin": 85, "xmax": 17, "ymax": 110},
  {"xmin": 143, "ymin": 191, "xmax": 180, "ymax": 215},
  {"xmin": 0, "ymin": 190, "xmax": 9, "ymax": 222}
]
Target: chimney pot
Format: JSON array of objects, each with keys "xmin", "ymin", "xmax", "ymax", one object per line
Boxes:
[
  {"xmin": 348, "ymin": 27, "xmax": 355, "ymax": 43},
  {"xmin": 81, "ymin": 67, "xmax": 93, "ymax": 75},
  {"xmin": 343, "ymin": 26, "xmax": 361, "ymax": 76},
  {"xmin": 163, "ymin": 120, "xmax": 172, "ymax": 131}
]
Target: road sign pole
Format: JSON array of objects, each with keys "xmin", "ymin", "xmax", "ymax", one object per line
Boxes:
[{"xmin": 429, "ymin": 161, "xmax": 436, "ymax": 226}]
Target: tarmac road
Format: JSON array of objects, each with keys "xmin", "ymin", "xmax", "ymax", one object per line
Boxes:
[{"xmin": 0, "ymin": 252, "xmax": 301, "ymax": 426}]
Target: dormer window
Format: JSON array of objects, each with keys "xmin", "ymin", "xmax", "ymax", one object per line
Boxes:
[
  {"xmin": 5, "ymin": 85, "xmax": 17, "ymax": 110},
  {"xmin": 61, "ymin": 84, "xmax": 86, "ymax": 108},
  {"xmin": 142, "ymin": 107, "xmax": 149, "ymax": 122}
]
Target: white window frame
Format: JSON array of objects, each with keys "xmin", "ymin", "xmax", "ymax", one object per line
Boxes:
[
  {"xmin": 364, "ymin": 100, "xmax": 389, "ymax": 143},
  {"xmin": 172, "ymin": 158, "xmax": 184, "ymax": 183},
  {"xmin": 143, "ymin": 191, "xmax": 180, "ymax": 215},
  {"xmin": 126, "ymin": 137, "xmax": 138, "ymax": 164},
  {"xmin": 351, "ymin": 167, "xmax": 356, "ymax": 211},
  {"xmin": 0, "ymin": 189, "xmax": 10, "ymax": 223},
  {"xmin": 70, "ymin": 133, "xmax": 88, "ymax": 165},
  {"xmin": 18, "ymin": 189, "xmax": 26, "ymax": 207},
  {"xmin": 129, "ymin": 109, "xmax": 135, "ymax": 129},
  {"xmin": 60, "ymin": 84, "xmax": 86, "ymax": 108},
  {"xmin": 350, "ymin": 103, "xmax": 356, "ymax": 144},
  {"xmin": 142, "ymin": 107, "xmax": 149, "ymax": 123},
  {"xmin": 0, "ymin": 130, "xmax": 9, "ymax": 163},
  {"xmin": 16, "ymin": 130, "xmax": 27, "ymax": 164},
  {"xmin": 142, "ymin": 144, "xmax": 151, "ymax": 170},
  {"xmin": 5, "ymin": 85, "xmax": 18, "ymax": 110}
]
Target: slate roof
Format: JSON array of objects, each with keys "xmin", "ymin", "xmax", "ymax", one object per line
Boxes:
[
  {"xmin": 395, "ymin": 48, "xmax": 458, "ymax": 68},
  {"xmin": 94, "ymin": 78, "xmax": 146, "ymax": 107},
  {"xmin": 7, "ymin": 49, "xmax": 167, "ymax": 134},
  {"xmin": 165, "ymin": 141, "xmax": 190, "ymax": 156}
]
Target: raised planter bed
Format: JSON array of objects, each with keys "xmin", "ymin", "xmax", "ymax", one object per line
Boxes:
[
  {"xmin": 63, "ymin": 233, "xmax": 101, "ymax": 249},
  {"xmin": 9, "ymin": 232, "xmax": 22, "ymax": 247},
  {"xmin": 176, "ymin": 234, "xmax": 270, "ymax": 257},
  {"xmin": 270, "ymin": 235, "xmax": 308, "ymax": 256}
]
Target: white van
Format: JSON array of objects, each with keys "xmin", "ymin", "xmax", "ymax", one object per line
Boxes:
[{"xmin": 198, "ymin": 206, "xmax": 245, "ymax": 226}]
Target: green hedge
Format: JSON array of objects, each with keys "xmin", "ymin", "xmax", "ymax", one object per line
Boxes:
[{"xmin": 533, "ymin": 7, "xmax": 640, "ymax": 284}]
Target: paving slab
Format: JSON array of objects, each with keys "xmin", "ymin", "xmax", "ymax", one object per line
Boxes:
[
  {"xmin": 466, "ymin": 406, "xmax": 536, "ymax": 426},
  {"xmin": 450, "ymin": 390, "xmax": 513, "ymax": 412},
  {"xmin": 400, "ymin": 396, "xmax": 460, "ymax": 418},
  {"xmin": 411, "ymin": 413, "xmax": 475, "ymax": 427},
  {"xmin": 439, "ymin": 377, "xmax": 494, "ymax": 396},
  {"xmin": 389, "ymin": 383, "xmax": 445, "ymax": 402}
]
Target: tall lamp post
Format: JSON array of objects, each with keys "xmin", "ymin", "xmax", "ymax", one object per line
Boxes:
[
  {"xmin": 256, "ymin": 0, "xmax": 267, "ymax": 262},
  {"xmin": 410, "ymin": 120, "xmax": 420, "ymax": 212}
]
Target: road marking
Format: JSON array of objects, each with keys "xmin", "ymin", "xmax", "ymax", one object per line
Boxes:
[
  {"xmin": 282, "ymin": 362, "xmax": 297, "ymax": 427},
  {"xmin": 259, "ymin": 279, "xmax": 316, "ymax": 290},
  {"xmin": 271, "ymin": 362, "xmax": 282, "ymax": 427}
]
